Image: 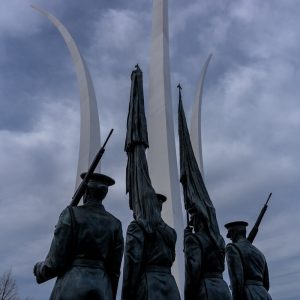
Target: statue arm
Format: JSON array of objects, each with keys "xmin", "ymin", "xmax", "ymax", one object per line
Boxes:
[
  {"xmin": 184, "ymin": 230, "xmax": 202, "ymax": 300},
  {"xmin": 108, "ymin": 221, "xmax": 124, "ymax": 300},
  {"xmin": 121, "ymin": 221, "xmax": 145, "ymax": 300},
  {"xmin": 34, "ymin": 208, "xmax": 73, "ymax": 283},
  {"xmin": 263, "ymin": 260, "xmax": 270, "ymax": 291},
  {"xmin": 226, "ymin": 244, "xmax": 244, "ymax": 300}
]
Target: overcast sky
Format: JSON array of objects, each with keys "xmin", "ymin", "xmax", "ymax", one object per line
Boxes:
[{"xmin": 0, "ymin": 0, "xmax": 299, "ymax": 299}]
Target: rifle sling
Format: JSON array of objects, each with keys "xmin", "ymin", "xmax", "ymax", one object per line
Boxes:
[
  {"xmin": 67, "ymin": 206, "xmax": 78, "ymax": 262},
  {"xmin": 229, "ymin": 243, "xmax": 248, "ymax": 283}
]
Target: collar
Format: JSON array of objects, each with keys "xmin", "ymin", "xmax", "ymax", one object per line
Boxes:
[{"xmin": 84, "ymin": 201, "xmax": 105, "ymax": 210}]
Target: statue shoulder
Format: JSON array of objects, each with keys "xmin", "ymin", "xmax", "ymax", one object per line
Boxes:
[
  {"xmin": 126, "ymin": 220, "xmax": 145, "ymax": 243},
  {"xmin": 57, "ymin": 206, "xmax": 72, "ymax": 226},
  {"xmin": 226, "ymin": 242, "xmax": 240, "ymax": 253},
  {"xmin": 169, "ymin": 225, "xmax": 177, "ymax": 241},
  {"xmin": 226, "ymin": 241, "xmax": 249, "ymax": 261},
  {"xmin": 160, "ymin": 221, "xmax": 176, "ymax": 234},
  {"xmin": 247, "ymin": 242, "xmax": 266, "ymax": 261},
  {"xmin": 157, "ymin": 221, "xmax": 177, "ymax": 244},
  {"xmin": 128, "ymin": 220, "xmax": 144, "ymax": 233},
  {"xmin": 104, "ymin": 210, "xmax": 122, "ymax": 225}
]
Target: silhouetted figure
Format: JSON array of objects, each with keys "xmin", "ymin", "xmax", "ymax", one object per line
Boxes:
[
  {"xmin": 184, "ymin": 213, "xmax": 231, "ymax": 300},
  {"xmin": 122, "ymin": 194, "xmax": 181, "ymax": 300},
  {"xmin": 177, "ymin": 85, "xmax": 230, "ymax": 300},
  {"xmin": 225, "ymin": 221, "xmax": 272, "ymax": 300},
  {"xmin": 33, "ymin": 173, "xmax": 124, "ymax": 300}
]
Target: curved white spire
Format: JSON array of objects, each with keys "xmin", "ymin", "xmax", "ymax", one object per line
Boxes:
[
  {"xmin": 190, "ymin": 54, "xmax": 212, "ymax": 176},
  {"xmin": 148, "ymin": 0, "xmax": 184, "ymax": 294},
  {"xmin": 31, "ymin": 5, "xmax": 101, "ymax": 189}
]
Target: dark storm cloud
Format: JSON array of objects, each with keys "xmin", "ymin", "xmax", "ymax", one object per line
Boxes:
[
  {"xmin": 0, "ymin": 0, "xmax": 299, "ymax": 299},
  {"xmin": 0, "ymin": 1, "xmax": 150, "ymax": 298},
  {"xmin": 170, "ymin": 1, "xmax": 300, "ymax": 299}
]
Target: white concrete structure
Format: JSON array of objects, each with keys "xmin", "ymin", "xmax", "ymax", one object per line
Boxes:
[
  {"xmin": 31, "ymin": 6, "xmax": 101, "ymax": 189},
  {"xmin": 190, "ymin": 54, "xmax": 212, "ymax": 176},
  {"xmin": 147, "ymin": 0, "xmax": 184, "ymax": 293}
]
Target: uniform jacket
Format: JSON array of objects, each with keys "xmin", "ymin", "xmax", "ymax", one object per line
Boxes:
[
  {"xmin": 226, "ymin": 238, "xmax": 272, "ymax": 300},
  {"xmin": 122, "ymin": 220, "xmax": 181, "ymax": 300},
  {"xmin": 35, "ymin": 202, "xmax": 124, "ymax": 300},
  {"xmin": 184, "ymin": 229, "xmax": 231, "ymax": 300}
]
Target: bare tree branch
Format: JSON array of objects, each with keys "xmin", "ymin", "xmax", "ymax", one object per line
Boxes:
[{"xmin": 0, "ymin": 270, "xmax": 18, "ymax": 300}]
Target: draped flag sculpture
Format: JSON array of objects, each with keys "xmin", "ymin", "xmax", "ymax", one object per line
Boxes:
[
  {"xmin": 122, "ymin": 66, "xmax": 181, "ymax": 300},
  {"xmin": 178, "ymin": 85, "xmax": 222, "ymax": 246},
  {"xmin": 124, "ymin": 65, "xmax": 160, "ymax": 232},
  {"xmin": 178, "ymin": 85, "xmax": 231, "ymax": 300}
]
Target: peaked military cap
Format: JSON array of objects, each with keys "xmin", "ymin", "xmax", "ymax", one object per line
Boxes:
[
  {"xmin": 225, "ymin": 221, "xmax": 248, "ymax": 238},
  {"xmin": 224, "ymin": 221, "xmax": 248, "ymax": 238},
  {"xmin": 80, "ymin": 172, "xmax": 115, "ymax": 186},
  {"xmin": 224, "ymin": 221, "xmax": 248, "ymax": 230}
]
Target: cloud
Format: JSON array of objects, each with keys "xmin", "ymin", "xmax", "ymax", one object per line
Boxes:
[
  {"xmin": 0, "ymin": 0, "xmax": 300, "ymax": 299},
  {"xmin": 89, "ymin": 7, "xmax": 151, "ymax": 69},
  {"xmin": 0, "ymin": 0, "xmax": 64, "ymax": 38},
  {"xmin": 0, "ymin": 97, "xmax": 80, "ymax": 298}
]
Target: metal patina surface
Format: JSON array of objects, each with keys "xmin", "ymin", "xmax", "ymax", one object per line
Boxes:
[
  {"xmin": 122, "ymin": 65, "xmax": 180, "ymax": 300},
  {"xmin": 178, "ymin": 87, "xmax": 231, "ymax": 300},
  {"xmin": 225, "ymin": 222, "xmax": 272, "ymax": 300}
]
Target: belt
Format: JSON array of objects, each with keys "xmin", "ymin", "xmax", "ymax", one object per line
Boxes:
[
  {"xmin": 72, "ymin": 258, "xmax": 106, "ymax": 270},
  {"xmin": 145, "ymin": 265, "xmax": 171, "ymax": 274},
  {"xmin": 245, "ymin": 280, "xmax": 263, "ymax": 286},
  {"xmin": 203, "ymin": 272, "xmax": 223, "ymax": 279}
]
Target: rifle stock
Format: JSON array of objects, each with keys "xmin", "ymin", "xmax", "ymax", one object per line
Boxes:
[
  {"xmin": 247, "ymin": 192, "xmax": 272, "ymax": 243},
  {"xmin": 70, "ymin": 129, "xmax": 114, "ymax": 206}
]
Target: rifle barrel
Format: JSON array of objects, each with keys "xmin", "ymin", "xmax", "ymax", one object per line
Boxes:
[
  {"xmin": 102, "ymin": 129, "xmax": 114, "ymax": 148},
  {"xmin": 70, "ymin": 129, "xmax": 114, "ymax": 206},
  {"xmin": 265, "ymin": 192, "xmax": 272, "ymax": 205},
  {"xmin": 247, "ymin": 192, "xmax": 272, "ymax": 243}
]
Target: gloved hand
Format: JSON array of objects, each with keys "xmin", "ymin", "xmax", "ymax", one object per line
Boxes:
[
  {"xmin": 184, "ymin": 226, "xmax": 193, "ymax": 237},
  {"xmin": 33, "ymin": 261, "xmax": 45, "ymax": 284}
]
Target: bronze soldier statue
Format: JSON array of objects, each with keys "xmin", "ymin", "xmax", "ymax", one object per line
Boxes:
[
  {"xmin": 123, "ymin": 66, "xmax": 180, "ymax": 299},
  {"xmin": 225, "ymin": 221, "xmax": 272, "ymax": 300},
  {"xmin": 184, "ymin": 212, "xmax": 231, "ymax": 300},
  {"xmin": 177, "ymin": 84, "xmax": 231, "ymax": 300},
  {"xmin": 122, "ymin": 194, "xmax": 181, "ymax": 300},
  {"xmin": 33, "ymin": 173, "xmax": 124, "ymax": 300}
]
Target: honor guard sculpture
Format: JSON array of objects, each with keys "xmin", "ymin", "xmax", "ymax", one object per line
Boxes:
[
  {"xmin": 122, "ymin": 193, "xmax": 181, "ymax": 300},
  {"xmin": 178, "ymin": 85, "xmax": 231, "ymax": 300},
  {"xmin": 225, "ymin": 221, "xmax": 272, "ymax": 300},
  {"xmin": 33, "ymin": 173, "xmax": 124, "ymax": 300},
  {"xmin": 122, "ymin": 66, "xmax": 180, "ymax": 300}
]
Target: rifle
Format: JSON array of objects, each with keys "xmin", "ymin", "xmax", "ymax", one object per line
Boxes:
[
  {"xmin": 247, "ymin": 192, "xmax": 272, "ymax": 243},
  {"xmin": 70, "ymin": 129, "xmax": 114, "ymax": 206}
]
